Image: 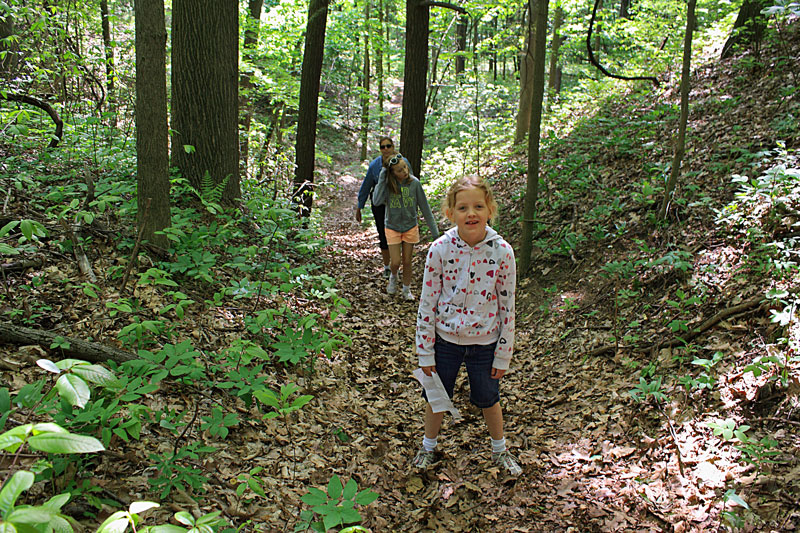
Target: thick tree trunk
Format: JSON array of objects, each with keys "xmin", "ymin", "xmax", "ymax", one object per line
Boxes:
[
  {"xmin": 292, "ymin": 0, "xmax": 329, "ymax": 217},
  {"xmin": 171, "ymin": 0, "xmax": 240, "ymax": 203},
  {"xmin": 135, "ymin": 0, "xmax": 170, "ymax": 249},
  {"xmin": 519, "ymin": 0, "xmax": 549, "ymax": 273},
  {"xmin": 0, "ymin": 322, "xmax": 137, "ymax": 364},
  {"xmin": 399, "ymin": 0, "xmax": 429, "ymax": 179},
  {"xmin": 720, "ymin": 0, "xmax": 769, "ymax": 59}
]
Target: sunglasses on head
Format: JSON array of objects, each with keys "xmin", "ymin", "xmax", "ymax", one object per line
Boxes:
[
  {"xmin": 380, "ymin": 143, "xmax": 393, "ymax": 149},
  {"xmin": 388, "ymin": 154, "xmax": 403, "ymax": 166}
]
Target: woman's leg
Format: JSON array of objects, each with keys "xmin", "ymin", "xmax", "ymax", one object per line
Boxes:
[{"xmin": 401, "ymin": 241, "xmax": 414, "ymax": 286}]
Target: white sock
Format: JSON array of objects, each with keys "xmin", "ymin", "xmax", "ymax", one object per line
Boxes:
[
  {"xmin": 403, "ymin": 284, "xmax": 410, "ymax": 292},
  {"xmin": 422, "ymin": 436, "xmax": 437, "ymax": 452},
  {"xmin": 384, "ymin": 265, "xmax": 391, "ymax": 272},
  {"xmin": 491, "ymin": 437, "xmax": 506, "ymax": 454}
]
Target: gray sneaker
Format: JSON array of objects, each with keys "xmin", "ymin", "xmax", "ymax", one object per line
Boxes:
[
  {"xmin": 387, "ymin": 275, "xmax": 397, "ymax": 295},
  {"xmin": 402, "ymin": 286, "xmax": 414, "ymax": 301},
  {"xmin": 382, "ymin": 267, "xmax": 391, "ymax": 279},
  {"xmin": 492, "ymin": 450, "xmax": 522, "ymax": 476},
  {"xmin": 412, "ymin": 449, "xmax": 436, "ymax": 469}
]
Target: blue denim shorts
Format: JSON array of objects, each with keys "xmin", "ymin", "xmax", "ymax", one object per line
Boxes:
[{"xmin": 423, "ymin": 336, "xmax": 500, "ymax": 409}]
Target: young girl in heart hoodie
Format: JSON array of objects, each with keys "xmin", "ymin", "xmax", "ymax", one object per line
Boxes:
[{"xmin": 411, "ymin": 175, "xmax": 521, "ymax": 476}]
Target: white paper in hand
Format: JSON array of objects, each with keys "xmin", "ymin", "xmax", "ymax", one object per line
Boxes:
[{"xmin": 413, "ymin": 368, "xmax": 462, "ymax": 421}]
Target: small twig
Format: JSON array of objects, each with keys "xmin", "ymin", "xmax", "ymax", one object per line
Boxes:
[
  {"xmin": 120, "ymin": 198, "xmax": 151, "ymax": 293},
  {"xmin": 657, "ymin": 401, "xmax": 686, "ymax": 477},
  {"xmin": 751, "ymin": 416, "xmax": 800, "ymax": 427},
  {"xmin": 173, "ymin": 397, "xmax": 200, "ymax": 459}
]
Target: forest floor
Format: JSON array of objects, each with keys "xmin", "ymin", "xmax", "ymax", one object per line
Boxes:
[
  {"xmin": 3, "ymin": 28, "xmax": 799, "ymax": 533},
  {"xmin": 288, "ymin": 149, "xmax": 795, "ymax": 533}
]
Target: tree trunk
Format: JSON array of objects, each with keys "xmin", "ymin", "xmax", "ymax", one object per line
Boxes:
[
  {"xmin": 135, "ymin": 0, "xmax": 170, "ymax": 249},
  {"xmin": 547, "ymin": 4, "xmax": 563, "ymax": 92},
  {"xmin": 171, "ymin": 0, "xmax": 240, "ymax": 203},
  {"xmin": 240, "ymin": 0, "xmax": 264, "ymax": 178},
  {"xmin": 514, "ymin": 1, "xmax": 535, "ymax": 145},
  {"xmin": 377, "ymin": 0, "xmax": 385, "ymax": 130},
  {"xmin": 660, "ymin": 0, "xmax": 696, "ymax": 219},
  {"xmin": 519, "ymin": 0, "xmax": 549, "ymax": 273},
  {"xmin": 360, "ymin": 0, "xmax": 371, "ymax": 161},
  {"xmin": 619, "ymin": 0, "xmax": 632, "ymax": 19},
  {"xmin": 0, "ymin": 322, "xmax": 137, "ymax": 365},
  {"xmin": 455, "ymin": 14, "xmax": 467, "ymax": 77},
  {"xmin": 100, "ymin": 0, "xmax": 115, "ymax": 123},
  {"xmin": 720, "ymin": 0, "xmax": 769, "ymax": 59},
  {"xmin": 292, "ymin": 0, "xmax": 330, "ymax": 217},
  {"xmin": 399, "ymin": 0, "xmax": 429, "ymax": 179}
]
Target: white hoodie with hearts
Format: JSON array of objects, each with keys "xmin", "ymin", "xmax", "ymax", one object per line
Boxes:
[{"xmin": 416, "ymin": 226, "xmax": 516, "ymax": 370}]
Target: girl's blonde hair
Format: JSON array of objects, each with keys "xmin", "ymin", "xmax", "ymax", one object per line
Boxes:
[
  {"xmin": 382, "ymin": 152, "xmax": 407, "ymax": 195},
  {"xmin": 444, "ymin": 175, "xmax": 498, "ymax": 221}
]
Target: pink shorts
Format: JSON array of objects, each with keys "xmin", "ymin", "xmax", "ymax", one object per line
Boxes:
[{"xmin": 385, "ymin": 225, "xmax": 420, "ymax": 245}]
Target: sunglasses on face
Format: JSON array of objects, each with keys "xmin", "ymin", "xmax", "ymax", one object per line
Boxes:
[
  {"xmin": 380, "ymin": 143, "xmax": 393, "ymax": 149},
  {"xmin": 388, "ymin": 154, "xmax": 403, "ymax": 166}
]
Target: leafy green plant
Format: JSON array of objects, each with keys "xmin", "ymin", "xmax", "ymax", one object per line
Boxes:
[
  {"xmin": 36, "ymin": 358, "xmax": 118, "ymax": 408},
  {"xmin": 720, "ymin": 489, "xmax": 749, "ymax": 530},
  {"xmin": 629, "ymin": 376, "xmax": 668, "ymax": 404},
  {"xmin": 235, "ymin": 466, "xmax": 268, "ymax": 505},
  {"xmin": 0, "ymin": 471, "xmax": 74, "ymax": 533},
  {"xmin": 199, "ymin": 407, "xmax": 239, "ymax": 439},
  {"xmin": 148, "ymin": 442, "xmax": 215, "ymax": 499},
  {"xmin": 296, "ymin": 474, "xmax": 378, "ymax": 533}
]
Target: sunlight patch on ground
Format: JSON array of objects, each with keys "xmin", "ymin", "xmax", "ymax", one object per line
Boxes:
[
  {"xmin": 694, "ymin": 246, "xmax": 742, "ymax": 290},
  {"xmin": 339, "ymin": 173, "xmax": 359, "ymax": 185}
]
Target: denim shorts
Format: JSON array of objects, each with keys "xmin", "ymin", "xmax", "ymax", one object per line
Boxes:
[{"xmin": 424, "ymin": 336, "xmax": 500, "ymax": 409}]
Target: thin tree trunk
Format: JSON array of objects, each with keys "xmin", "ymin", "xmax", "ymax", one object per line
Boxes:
[
  {"xmin": 360, "ymin": 1, "xmax": 371, "ymax": 161},
  {"xmin": 660, "ymin": 0, "xmax": 696, "ymax": 219},
  {"xmin": 377, "ymin": 0, "xmax": 385, "ymax": 130},
  {"xmin": 514, "ymin": 1, "xmax": 534, "ymax": 145},
  {"xmin": 240, "ymin": 0, "xmax": 264, "ymax": 178},
  {"xmin": 519, "ymin": 0, "xmax": 549, "ymax": 273},
  {"xmin": 100, "ymin": 0, "xmax": 115, "ymax": 125}
]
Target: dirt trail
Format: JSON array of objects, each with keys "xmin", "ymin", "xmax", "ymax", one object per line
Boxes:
[{"xmin": 305, "ymin": 156, "xmax": 683, "ymax": 532}]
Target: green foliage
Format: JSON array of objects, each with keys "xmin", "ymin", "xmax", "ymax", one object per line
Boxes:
[
  {"xmin": 0, "ymin": 472, "xmax": 73, "ymax": 533},
  {"xmin": 148, "ymin": 443, "xmax": 215, "ymax": 499},
  {"xmin": 629, "ymin": 376, "xmax": 668, "ymax": 404},
  {"xmin": 296, "ymin": 474, "xmax": 378, "ymax": 533},
  {"xmin": 255, "ymin": 383, "xmax": 313, "ymax": 420}
]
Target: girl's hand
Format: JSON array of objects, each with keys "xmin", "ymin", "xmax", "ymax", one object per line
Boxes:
[
  {"xmin": 490, "ymin": 367, "xmax": 506, "ymax": 380},
  {"xmin": 421, "ymin": 365, "xmax": 436, "ymax": 376}
]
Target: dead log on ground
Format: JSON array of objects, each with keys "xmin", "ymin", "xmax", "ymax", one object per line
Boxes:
[{"xmin": 0, "ymin": 322, "xmax": 137, "ymax": 364}]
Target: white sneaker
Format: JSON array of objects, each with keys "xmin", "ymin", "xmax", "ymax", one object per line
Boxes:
[
  {"xmin": 387, "ymin": 274, "xmax": 397, "ymax": 295},
  {"xmin": 402, "ymin": 286, "xmax": 414, "ymax": 301}
]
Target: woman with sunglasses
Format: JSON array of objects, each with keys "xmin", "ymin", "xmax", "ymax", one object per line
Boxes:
[
  {"xmin": 372, "ymin": 152, "xmax": 440, "ymax": 300},
  {"xmin": 355, "ymin": 137, "xmax": 411, "ymax": 279}
]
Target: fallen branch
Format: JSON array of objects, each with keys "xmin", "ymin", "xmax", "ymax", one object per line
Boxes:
[
  {"xmin": 0, "ymin": 322, "xmax": 137, "ymax": 364},
  {"xmin": 581, "ymin": 295, "xmax": 766, "ymax": 360},
  {"xmin": 0, "ymin": 258, "xmax": 43, "ymax": 273},
  {"xmin": 59, "ymin": 220, "xmax": 97, "ymax": 282}
]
